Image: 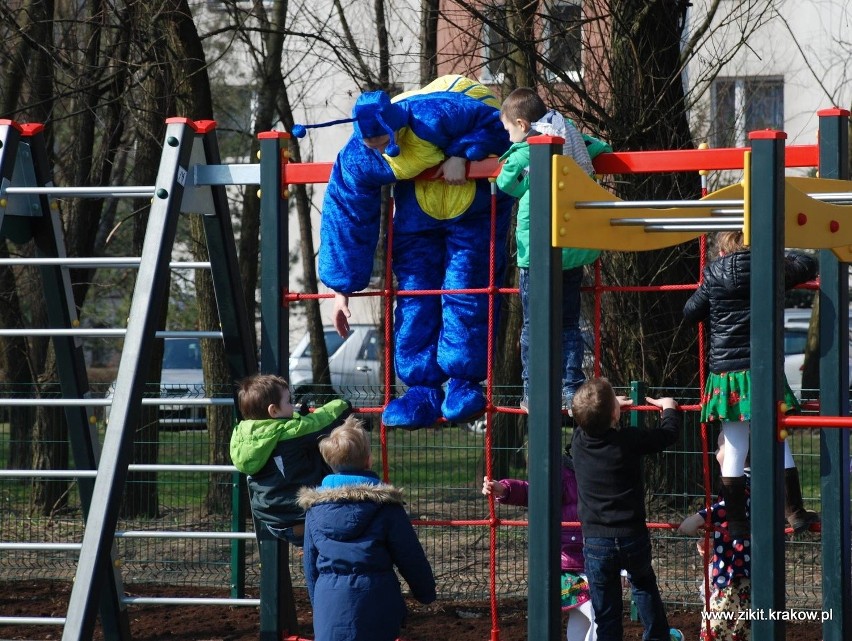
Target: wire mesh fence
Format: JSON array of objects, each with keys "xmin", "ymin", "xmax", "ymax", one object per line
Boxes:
[{"xmin": 0, "ymin": 381, "xmax": 831, "ymax": 612}]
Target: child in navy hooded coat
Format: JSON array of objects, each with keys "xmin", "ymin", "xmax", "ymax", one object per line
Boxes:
[{"xmin": 297, "ymin": 417, "xmax": 436, "ymax": 641}]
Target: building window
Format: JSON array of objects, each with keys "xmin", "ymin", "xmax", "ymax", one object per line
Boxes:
[
  {"xmin": 481, "ymin": 6, "xmax": 508, "ymax": 84},
  {"xmin": 711, "ymin": 77, "xmax": 784, "ymax": 148},
  {"xmin": 544, "ymin": 1, "xmax": 582, "ymax": 81}
]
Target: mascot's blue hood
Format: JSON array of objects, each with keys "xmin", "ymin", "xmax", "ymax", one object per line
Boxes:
[
  {"xmin": 291, "ymin": 90, "xmax": 407, "ymax": 156},
  {"xmin": 351, "ymin": 91, "xmax": 405, "ymax": 156}
]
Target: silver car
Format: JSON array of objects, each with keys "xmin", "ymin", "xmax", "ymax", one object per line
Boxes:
[
  {"xmin": 288, "ymin": 325, "xmax": 485, "ymax": 431},
  {"xmin": 105, "ymin": 337, "xmax": 206, "ymax": 430},
  {"xmin": 288, "ymin": 324, "xmax": 394, "ymax": 408}
]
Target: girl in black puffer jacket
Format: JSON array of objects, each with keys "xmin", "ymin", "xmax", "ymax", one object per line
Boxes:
[{"xmin": 683, "ymin": 230, "xmax": 818, "ymax": 538}]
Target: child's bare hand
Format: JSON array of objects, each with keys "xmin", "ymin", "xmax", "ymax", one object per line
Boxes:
[
  {"xmin": 677, "ymin": 514, "xmax": 705, "ymax": 536},
  {"xmin": 645, "ymin": 396, "xmax": 678, "ymax": 411},
  {"xmin": 616, "ymin": 395, "xmax": 632, "ymax": 409},
  {"xmin": 481, "ymin": 476, "xmax": 507, "ymax": 499}
]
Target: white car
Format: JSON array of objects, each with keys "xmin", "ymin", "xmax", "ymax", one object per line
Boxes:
[
  {"xmin": 289, "ymin": 325, "xmax": 486, "ymax": 431},
  {"xmin": 288, "ymin": 324, "xmax": 388, "ymax": 407}
]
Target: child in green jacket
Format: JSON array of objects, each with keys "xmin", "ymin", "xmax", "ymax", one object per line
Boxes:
[
  {"xmin": 497, "ymin": 88, "xmax": 600, "ymax": 414},
  {"xmin": 229, "ymin": 374, "xmax": 351, "ymax": 545}
]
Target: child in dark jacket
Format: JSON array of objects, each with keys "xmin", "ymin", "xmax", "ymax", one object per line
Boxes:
[
  {"xmin": 229, "ymin": 374, "xmax": 351, "ymax": 546},
  {"xmin": 683, "ymin": 230, "xmax": 818, "ymax": 537},
  {"xmin": 571, "ymin": 377, "xmax": 683, "ymax": 641},
  {"xmin": 298, "ymin": 417, "xmax": 436, "ymax": 641},
  {"xmin": 482, "ymin": 449, "xmax": 597, "ymax": 641}
]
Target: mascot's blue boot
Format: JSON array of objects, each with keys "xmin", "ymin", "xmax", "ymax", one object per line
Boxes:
[
  {"xmin": 383, "ymin": 385, "xmax": 444, "ymax": 429},
  {"xmin": 442, "ymin": 378, "xmax": 486, "ymax": 423}
]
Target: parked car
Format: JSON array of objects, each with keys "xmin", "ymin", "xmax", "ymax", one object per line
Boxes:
[
  {"xmin": 783, "ymin": 308, "xmax": 852, "ymax": 398},
  {"xmin": 158, "ymin": 337, "xmax": 206, "ymax": 429},
  {"xmin": 289, "ymin": 324, "xmax": 486, "ymax": 431},
  {"xmin": 106, "ymin": 337, "xmax": 206, "ymax": 430},
  {"xmin": 289, "ymin": 324, "xmax": 386, "ymax": 407}
]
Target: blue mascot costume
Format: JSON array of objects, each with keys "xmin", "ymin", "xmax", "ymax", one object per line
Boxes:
[{"xmin": 293, "ymin": 76, "xmax": 513, "ymax": 429}]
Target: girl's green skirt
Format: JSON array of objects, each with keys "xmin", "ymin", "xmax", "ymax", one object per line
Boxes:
[{"xmin": 701, "ymin": 370, "xmax": 799, "ymax": 423}]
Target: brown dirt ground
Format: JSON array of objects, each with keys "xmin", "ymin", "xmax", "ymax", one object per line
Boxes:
[{"xmin": 0, "ymin": 580, "xmax": 824, "ymax": 641}]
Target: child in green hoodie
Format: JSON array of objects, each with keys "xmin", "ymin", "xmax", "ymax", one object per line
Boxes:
[
  {"xmin": 229, "ymin": 374, "xmax": 351, "ymax": 546},
  {"xmin": 497, "ymin": 87, "xmax": 601, "ymax": 414}
]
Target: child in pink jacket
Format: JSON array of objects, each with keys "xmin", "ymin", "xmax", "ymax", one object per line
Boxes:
[{"xmin": 483, "ymin": 450, "xmax": 596, "ymax": 641}]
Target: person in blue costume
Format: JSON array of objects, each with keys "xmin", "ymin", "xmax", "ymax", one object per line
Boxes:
[
  {"xmin": 292, "ymin": 76, "xmax": 513, "ymax": 429},
  {"xmin": 298, "ymin": 417, "xmax": 436, "ymax": 641}
]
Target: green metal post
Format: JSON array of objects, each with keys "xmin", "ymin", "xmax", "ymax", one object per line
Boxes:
[
  {"xmin": 257, "ymin": 131, "xmax": 298, "ymax": 639},
  {"xmin": 628, "ymin": 380, "xmax": 647, "ymax": 622},
  {"xmin": 748, "ymin": 130, "xmax": 787, "ymax": 641},
  {"xmin": 817, "ymin": 108, "xmax": 852, "ymax": 641},
  {"xmin": 258, "ymin": 131, "xmax": 291, "ymax": 376},
  {"xmin": 527, "ymin": 134, "xmax": 564, "ymax": 641}
]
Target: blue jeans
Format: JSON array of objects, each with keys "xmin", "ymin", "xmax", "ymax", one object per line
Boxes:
[
  {"xmin": 583, "ymin": 533, "xmax": 671, "ymax": 641},
  {"xmin": 519, "ymin": 266, "xmax": 585, "ymax": 401}
]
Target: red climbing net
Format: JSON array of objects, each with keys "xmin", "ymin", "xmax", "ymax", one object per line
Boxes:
[{"xmin": 281, "ymin": 141, "xmax": 821, "ymax": 641}]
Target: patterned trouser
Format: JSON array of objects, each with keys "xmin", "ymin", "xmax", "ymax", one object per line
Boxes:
[{"xmin": 700, "ymin": 576, "xmax": 751, "ymax": 641}]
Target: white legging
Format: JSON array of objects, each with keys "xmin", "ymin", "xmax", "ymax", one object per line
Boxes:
[
  {"xmin": 721, "ymin": 421, "xmax": 795, "ymax": 477},
  {"xmin": 566, "ymin": 598, "xmax": 597, "ymax": 641}
]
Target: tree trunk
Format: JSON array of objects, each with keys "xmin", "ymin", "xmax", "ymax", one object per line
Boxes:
[
  {"xmin": 489, "ymin": 265, "xmax": 527, "ymax": 481},
  {"xmin": 604, "ymin": 0, "xmax": 701, "ymax": 388},
  {"xmin": 161, "ymin": 0, "xmax": 231, "ymax": 514},
  {"xmin": 605, "ymin": 0, "xmax": 702, "ymax": 502},
  {"xmin": 419, "ymin": 0, "xmax": 439, "ymax": 84},
  {"xmin": 32, "ymin": 359, "xmax": 70, "ymax": 516},
  {"xmin": 117, "ymin": 0, "xmax": 187, "ymax": 519},
  {"xmin": 801, "ymin": 297, "xmax": 820, "ymax": 399},
  {"xmin": 0, "ymin": 243, "xmax": 35, "ymax": 470}
]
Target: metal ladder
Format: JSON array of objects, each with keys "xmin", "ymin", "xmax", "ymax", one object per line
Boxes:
[{"xmin": 0, "ymin": 118, "xmax": 265, "ymax": 640}]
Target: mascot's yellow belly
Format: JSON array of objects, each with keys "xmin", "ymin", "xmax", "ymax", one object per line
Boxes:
[
  {"xmin": 386, "ymin": 127, "xmax": 476, "ymax": 221},
  {"xmin": 414, "ymin": 181, "xmax": 475, "ymax": 220}
]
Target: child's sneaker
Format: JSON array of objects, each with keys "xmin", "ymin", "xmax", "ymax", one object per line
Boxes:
[{"xmin": 669, "ymin": 628, "xmax": 684, "ymax": 641}]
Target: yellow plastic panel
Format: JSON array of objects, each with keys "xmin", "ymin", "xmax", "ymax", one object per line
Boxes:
[{"xmin": 551, "ymin": 155, "xmax": 744, "ymax": 251}]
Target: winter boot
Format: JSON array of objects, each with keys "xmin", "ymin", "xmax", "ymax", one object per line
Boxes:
[
  {"xmin": 784, "ymin": 467, "xmax": 820, "ymax": 534},
  {"xmin": 720, "ymin": 476, "xmax": 750, "ymax": 539}
]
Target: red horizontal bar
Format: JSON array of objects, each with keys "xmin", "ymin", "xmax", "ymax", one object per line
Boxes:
[
  {"xmin": 279, "ymin": 144, "xmax": 819, "ymax": 184},
  {"xmin": 281, "ymin": 157, "xmax": 502, "ymax": 185},
  {"xmin": 781, "ymin": 415, "xmax": 852, "ymax": 428},
  {"xmin": 592, "ymin": 144, "xmax": 818, "ymax": 174}
]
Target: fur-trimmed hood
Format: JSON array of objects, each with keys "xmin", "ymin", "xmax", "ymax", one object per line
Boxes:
[
  {"xmin": 298, "ymin": 481, "xmax": 408, "ymax": 543},
  {"xmin": 297, "ymin": 483, "xmax": 405, "ymax": 510}
]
